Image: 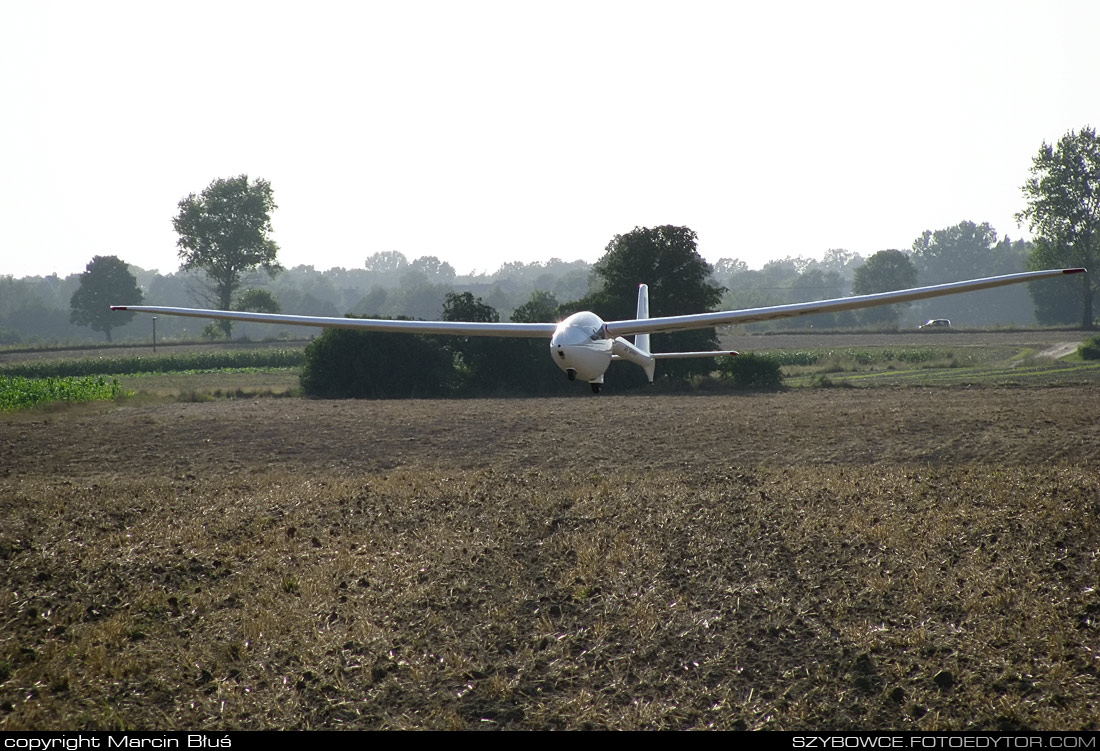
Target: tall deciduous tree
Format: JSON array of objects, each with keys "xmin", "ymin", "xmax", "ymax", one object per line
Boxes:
[
  {"xmin": 851, "ymin": 250, "xmax": 917, "ymax": 326},
  {"xmin": 1028, "ymin": 237, "xmax": 1082, "ymax": 325},
  {"xmin": 1017, "ymin": 127, "xmax": 1100, "ymax": 328},
  {"xmin": 69, "ymin": 255, "xmax": 143, "ymax": 342},
  {"xmin": 579, "ymin": 225, "xmax": 724, "ymax": 381},
  {"xmin": 173, "ymin": 175, "xmax": 281, "ymax": 336},
  {"xmin": 909, "ymin": 222, "xmax": 1033, "ymax": 325},
  {"xmin": 364, "ymin": 251, "xmax": 409, "ymax": 281},
  {"xmin": 910, "ymin": 221, "xmax": 999, "ymax": 284}
]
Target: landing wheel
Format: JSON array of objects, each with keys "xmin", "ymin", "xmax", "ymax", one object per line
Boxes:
[{"xmin": 590, "ymin": 382, "xmax": 602, "ymax": 394}]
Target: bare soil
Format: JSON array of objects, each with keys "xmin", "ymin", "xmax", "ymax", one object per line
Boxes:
[
  {"xmin": 5, "ymin": 388, "xmax": 1098, "ymax": 476},
  {"xmin": 3, "ymin": 388, "xmax": 1100, "ymax": 730}
]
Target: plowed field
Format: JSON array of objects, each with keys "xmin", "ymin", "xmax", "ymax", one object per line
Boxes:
[{"xmin": 3, "ymin": 384, "xmax": 1100, "ymax": 730}]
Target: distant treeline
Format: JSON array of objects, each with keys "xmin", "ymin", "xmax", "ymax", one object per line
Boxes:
[
  {"xmin": 0, "ymin": 255, "xmax": 594, "ymax": 345},
  {"xmin": 0, "ymin": 221, "xmax": 1080, "ymax": 346}
]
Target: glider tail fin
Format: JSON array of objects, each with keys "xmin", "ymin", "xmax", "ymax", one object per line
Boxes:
[
  {"xmin": 610, "ymin": 284, "xmax": 658, "ymax": 382},
  {"xmin": 612, "ymin": 282, "xmax": 740, "ymax": 381},
  {"xmin": 634, "ymin": 283, "xmax": 651, "ymax": 357}
]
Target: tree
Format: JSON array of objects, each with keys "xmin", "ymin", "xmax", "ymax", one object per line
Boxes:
[
  {"xmin": 234, "ymin": 288, "xmax": 281, "ymax": 313},
  {"xmin": 1017, "ymin": 127, "xmax": 1100, "ymax": 328},
  {"xmin": 503, "ymin": 289, "xmax": 575, "ymax": 395},
  {"xmin": 223, "ymin": 289, "xmax": 282, "ymax": 340},
  {"xmin": 910, "ymin": 221, "xmax": 999, "ymax": 284},
  {"xmin": 173, "ymin": 175, "xmax": 281, "ymax": 337},
  {"xmin": 578, "ymin": 225, "xmax": 724, "ymax": 381},
  {"xmin": 352, "ymin": 286, "xmax": 388, "ymax": 316},
  {"xmin": 511, "ymin": 289, "xmax": 561, "ymax": 324},
  {"xmin": 441, "ymin": 291, "xmax": 509, "ymax": 391},
  {"xmin": 409, "ymin": 255, "xmax": 456, "ymax": 283},
  {"xmin": 69, "ymin": 256, "xmax": 143, "ymax": 342},
  {"xmin": 364, "ymin": 250, "xmax": 409, "ymax": 278},
  {"xmin": 1027, "ymin": 237, "xmax": 1082, "ymax": 325},
  {"xmin": 909, "ymin": 222, "xmax": 1032, "ymax": 325},
  {"xmin": 851, "ymin": 250, "xmax": 917, "ymax": 326},
  {"xmin": 819, "ymin": 248, "xmax": 864, "ymax": 276},
  {"xmin": 787, "ymin": 267, "xmax": 847, "ymax": 328},
  {"xmin": 442, "ymin": 291, "xmax": 498, "ymax": 324}
]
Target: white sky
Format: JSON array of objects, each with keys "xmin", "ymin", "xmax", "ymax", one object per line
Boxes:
[{"xmin": 1, "ymin": 0, "xmax": 1096, "ymax": 279}]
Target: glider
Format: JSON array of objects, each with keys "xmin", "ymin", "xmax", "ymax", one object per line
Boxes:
[{"xmin": 113, "ymin": 268, "xmax": 1085, "ymax": 393}]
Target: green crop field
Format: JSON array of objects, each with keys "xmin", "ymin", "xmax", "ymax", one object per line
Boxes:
[{"xmin": 0, "ymin": 376, "xmax": 125, "ymax": 411}]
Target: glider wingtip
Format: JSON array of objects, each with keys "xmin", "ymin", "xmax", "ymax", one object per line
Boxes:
[
  {"xmin": 110, "ymin": 306, "xmax": 127, "ymax": 311},
  {"xmin": 1064, "ymin": 268, "xmax": 1087, "ymax": 275}
]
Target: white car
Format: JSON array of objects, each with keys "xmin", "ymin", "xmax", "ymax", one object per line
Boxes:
[{"xmin": 920, "ymin": 318, "xmax": 951, "ymax": 329}]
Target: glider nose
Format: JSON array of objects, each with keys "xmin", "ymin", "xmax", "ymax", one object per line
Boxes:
[{"xmin": 550, "ymin": 341, "xmax": 612, "ymax": 382}]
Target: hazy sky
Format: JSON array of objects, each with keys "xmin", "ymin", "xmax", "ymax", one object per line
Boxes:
[{"xmin": 2, "ymin": 0, "xmax": 1096, "ymax": 280}]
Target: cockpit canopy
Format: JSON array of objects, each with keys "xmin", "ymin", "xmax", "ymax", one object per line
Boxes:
[{"xmin": 552, "ymin": 311, "xmax": 607, "ymax": 345}]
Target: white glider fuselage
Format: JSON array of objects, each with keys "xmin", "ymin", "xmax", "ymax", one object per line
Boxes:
[
  {"xmin": 550, "ymin": 292, "xmax": 664, "ymax": 385},
  {"xmin": 551, "ymin": 311, "xmax": 613, "ymax": 383}
]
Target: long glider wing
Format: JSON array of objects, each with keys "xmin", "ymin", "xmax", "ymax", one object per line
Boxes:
[
  {"xmin": 113, "ymin": 268, "xmax": 1085, "ymax": 336},
  {"xmin": 107, "ymin": 306, "xmax": 558, "ymax": 338},
  {"xmin": 604, "ymin": 268, "xmax": 1086, "ymax": 337}
]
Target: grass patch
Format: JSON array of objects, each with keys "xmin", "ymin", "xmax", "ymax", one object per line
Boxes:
[
  {"xmin": 776, "ymin": 344, "xmax": 1100, "ymax": 388},
  {"xmin": 117, "ymin": 371, "xmax": 300, "ymax": 401}
]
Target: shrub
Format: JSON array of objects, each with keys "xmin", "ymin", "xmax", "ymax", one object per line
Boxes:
[
  {"xmin": 1079, "ymin": 335, "xmax": 1100, "ymax": 360},
  {"xmin": 299, "ymin": 326, "xmax": 456, "ymax": 398},
  {"xmin": 716, "ymin": 353, "xmax": 783, "ymax": 390}
]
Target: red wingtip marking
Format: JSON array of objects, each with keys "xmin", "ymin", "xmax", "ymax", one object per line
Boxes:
[
  {"xmin": 111, "ymin": 306, "xmax": 127, "ymax": 310},
  {"xmin": 1064, "ymin": 268, "xmax": 1087, "ymax": 274}
]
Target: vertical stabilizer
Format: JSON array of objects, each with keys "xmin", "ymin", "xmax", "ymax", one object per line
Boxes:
[
  {"xmin": 635, "ymin": 284, "xmax": 650, "ymax": 355},
  {"xmin": 633, "ymin": 284, "xmax": 656, "ymax": 382}
]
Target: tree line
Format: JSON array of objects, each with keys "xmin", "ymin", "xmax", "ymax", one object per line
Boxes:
[
  {"xmin": 3, "ymin": 127, "xmax": 1097, "ymax": 348},
  {"xmin": 300, "ymin": 228, "xmax": 781, "ymax": 396},
  {"xmin": 2, "ymin": 222, "xmax": 1082, "ymax": 346}
]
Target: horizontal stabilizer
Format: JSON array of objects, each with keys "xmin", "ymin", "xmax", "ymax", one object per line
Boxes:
[
  {"xmin": 653, "ymin": 350, "xmax": 738, "ymax": 359},
  {"xmin": 612, "ymin": 350, "xmax": 738, "ymax": 360}
]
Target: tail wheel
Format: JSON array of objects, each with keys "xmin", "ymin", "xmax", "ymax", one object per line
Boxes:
[{"xmin": 590, "ymin": 382, "xmax": 602, "ymax": 394}]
